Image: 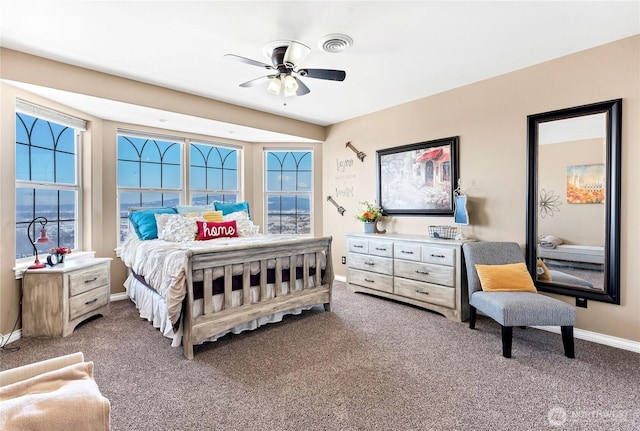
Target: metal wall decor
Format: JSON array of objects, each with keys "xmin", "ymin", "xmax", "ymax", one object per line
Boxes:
[
  {"xmin": 326, "ymin": 196, "xmax": 346, "ymax": 215},
  {"xmin": 345, "ymin": 141, "xmax": 366, "ymax": 162}
]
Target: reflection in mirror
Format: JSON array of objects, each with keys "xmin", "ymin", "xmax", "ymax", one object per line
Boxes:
[{"xmin": 526, "ymin": 100, "xmax": 621, "ymax": 304}]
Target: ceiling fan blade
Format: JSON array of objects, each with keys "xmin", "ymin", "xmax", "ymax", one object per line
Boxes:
[
  {"xmin": 239, "ymin": 75, "xmax": 275, "ymax": 88},
  {"xmin": 298, "ymin": 69, "xmax": 346, "ymax": 81},
  {"xmin": 283, "ymin": 41, "xmax": 311, "ymax": 68},
  {"xmin": 294, "ymin": 77, "xmax": 310, "ymax": 96},
  {"xmin": 224, "ymin": 54, "xmax": 274, "ymax": 70}
]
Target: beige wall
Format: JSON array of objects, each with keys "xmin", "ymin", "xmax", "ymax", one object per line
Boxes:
[
  {"xmin": 323, "ymin": 35, "xmax": 639, "ymax": 341},
  {"xmin": 1, "ymin": 36, "xmax": 638, "ymax": 343}
]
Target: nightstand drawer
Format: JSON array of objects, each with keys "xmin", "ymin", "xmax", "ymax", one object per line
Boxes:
[
  {"xmin": 69, "ymin": 286, "xmax": 109, "ymax": 320},
  {"xmin": 69, "ymin": 264, "xmax": 109, "ymax": 296}
]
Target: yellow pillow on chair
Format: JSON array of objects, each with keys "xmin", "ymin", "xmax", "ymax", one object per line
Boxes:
[{"xmin": 474, "ymin": 262, "xmax": 537, "ymax": 293}]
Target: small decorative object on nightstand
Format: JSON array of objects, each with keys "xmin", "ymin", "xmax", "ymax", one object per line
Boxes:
[{"xmin": 22, "ymin": 258, "xmax": 112, "ymax": 337}]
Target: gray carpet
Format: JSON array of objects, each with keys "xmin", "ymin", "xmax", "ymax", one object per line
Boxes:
[{"xmin": 2, "ymin": 282, "xmax": 639, "ymax": 431}]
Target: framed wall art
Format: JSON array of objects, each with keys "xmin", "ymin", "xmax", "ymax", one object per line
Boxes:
[{"xmin": 376, "ymin": 136, "xmax": 459, "ymax": 216}]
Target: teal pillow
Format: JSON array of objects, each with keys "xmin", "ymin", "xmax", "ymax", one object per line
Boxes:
[
  {"xmin": 214, "ymin": 201, "xmax": 251, "ymax": 218},
  {"xmin": 174, "ymin": 204, "xmax": 216, "ymax": 214},
  {"xmin": 129, "ymin": 207, "xmax": 177, "ymax": 240}
]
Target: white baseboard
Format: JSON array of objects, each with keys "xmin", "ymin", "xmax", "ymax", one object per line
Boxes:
[
  {"xmin": 0, "ymin": 329, "xmax": 22, "ymax": 347},
  {"xmin": 335, "ymin": 274, "xmax": 347, "ymax": 283},
  {"xmin": 533, "ymin": 325, "xmax": 640, "ymax": 353},
  {"xmin": 110, "ymin": 292, "xmax": 129, "ymax": 302}
]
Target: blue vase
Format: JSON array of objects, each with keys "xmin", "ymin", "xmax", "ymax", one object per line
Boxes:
[{"xmin": 362, "ymin": 222, "xmax": 375, "ymax": 233}]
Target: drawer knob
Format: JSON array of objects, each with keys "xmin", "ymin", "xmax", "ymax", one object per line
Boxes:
[
  {"xmin": 415, "ymin": 270, "xmax": 429, "ymax": 275},
  {"xmin": 430, "ymin": 254, "xmax": 445, "ymax": 258},
  {"xmin": 84, "ymin": 298, "xmax": 98, "ymax": 305},
  {"xmin": 415, "ymin": 289, "xmax": 429, "ymax": 295},
  {"xmin": 401, "ymin": 250, "xmax": 414, "ymax": 254},
  {"xmin": 84, "ymin": 277, "xmax": 98, "ymax": 283}
]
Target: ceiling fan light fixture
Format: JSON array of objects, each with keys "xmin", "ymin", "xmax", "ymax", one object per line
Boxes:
[
  {"xmin": 267, "ymin": 77, "xmax": 281, "ymax": 95},
  {"xmin": 283, "ymin": 75, "xmax": 299, "ymax": 97},
  {"xmin": 283, "ymin": 41, "xmax": 311, "ymax": 68}
]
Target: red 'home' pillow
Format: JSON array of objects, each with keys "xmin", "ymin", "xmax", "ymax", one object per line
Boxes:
[{"xmin": 196, "ymin": 220, "xmax": 238, "ymax": 240}]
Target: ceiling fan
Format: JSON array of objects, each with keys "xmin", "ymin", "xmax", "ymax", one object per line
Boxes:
[{"xmin": 224, "ymin": 41, "xmax": 346, "ymax": 97}]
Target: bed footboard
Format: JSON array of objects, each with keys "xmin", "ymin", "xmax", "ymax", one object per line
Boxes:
[{"xmin": 182, "ymin": 236, "xmax": 333, "ymax": 359}]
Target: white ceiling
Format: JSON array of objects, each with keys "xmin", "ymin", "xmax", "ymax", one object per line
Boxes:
[{"xmin": 1, "ymin": 1, "xmax": 638, "ymax": 142}]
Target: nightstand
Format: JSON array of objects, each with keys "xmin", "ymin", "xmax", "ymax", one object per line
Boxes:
[{"xmin": 22, "ymin": 258, "xmax": 112, "ymax": 337}]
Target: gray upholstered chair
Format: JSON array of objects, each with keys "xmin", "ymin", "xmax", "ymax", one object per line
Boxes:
[{"xmin": 462, "ymin": 242, "xmax": 576, "ymax": 358}]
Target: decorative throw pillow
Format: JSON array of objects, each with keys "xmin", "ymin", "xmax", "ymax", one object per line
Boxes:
[
  {"xmin": 222, "ymin": 210, "xmax": 256, "ymax": 236},
  {"xmin": 197, "ymin": 220, "xmax": 238, "ymax": 240},
  {"xmin": 129, "ymin": 207, "xmax": 177, "ymax": 240},
  {"xmin": 159, "ymin": 214, "xmax": 198, "ymax": 242},
  {"xmin": 474, "ymin": 262, "xmax": 537, "ymax": 293},
  {"xmin": 202, "ymin": 210, "xmax": 224, "ymax": 222},
  {"xmin": 214, "ymin": 201, "xmax": 251, "ymax": 218},
  {"xmin": 536, "ymin": 259, "xmax": 552, "ymax": 282}
]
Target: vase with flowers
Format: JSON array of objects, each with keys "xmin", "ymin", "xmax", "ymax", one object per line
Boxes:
[
  {"xmin": 355, "ymin": 201, "xmax": 383, "ymax": 233},
  {"xmin": 50, "ymin": 246, "xmax": 72, "ymax": 263}
]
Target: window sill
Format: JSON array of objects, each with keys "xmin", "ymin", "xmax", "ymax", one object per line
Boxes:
[{"xmin": 14, "ymin": 251, "xmax": 96, "ymax": 279}]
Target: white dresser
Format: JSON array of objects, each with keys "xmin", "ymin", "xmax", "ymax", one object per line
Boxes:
[{"xmin": 346, "ymin": 233, "xmax": 471, "ymax": 322}]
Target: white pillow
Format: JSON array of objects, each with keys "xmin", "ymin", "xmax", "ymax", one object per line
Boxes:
[
  {"xmin": 222, "ymin": 210, "xmax": 258, "ymax": 236},
  {"xmin": 157, "ymin": 214, "xmax": 198, "ymax": 242}
]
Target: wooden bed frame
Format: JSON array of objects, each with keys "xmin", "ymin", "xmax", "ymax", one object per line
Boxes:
[{"xmin": 181, "ymin": 236, "xmax": 334, "ymax": 359}]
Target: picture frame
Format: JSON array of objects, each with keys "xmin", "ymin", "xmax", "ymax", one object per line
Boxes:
[{"xmin": 376, "ymin": 136, "xmax": 459, "ymax": 216}]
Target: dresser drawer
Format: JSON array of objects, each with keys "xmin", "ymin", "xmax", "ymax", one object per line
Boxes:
[
  {"xmin": 394, "ymin": 260, "xmax": 454, "ymax": 286},
  {"xmin": 368, "ymin": 240, "xmax": 393, "ymax": 258},
  {"xmin": 348, "ymin": 253, "xmax": 393, "ymax": 275},
  {"xmin": 394, "ymin": 277, "xmax": 455, "ymax": 308},
  {"xmin": 348, "ymin": 268, "xmax": 393, "ymax": 293},
  {"xmin": 422, "ymin": 246, "xmax": 455, "ymax": 266},
  {"xmin": 69, "ymin": 285, "xmax": 109, "ymax": 320},
  {"xmin": 68, "ymin": 264, "xmax": 110, "ymax": 296},
  {"xmin": 394, "ymin": 242, "xmax": 421, "ymax": 262},
  {"xmin": 348, "ymin": 238, "xmax": 369, "ymax": 254}
]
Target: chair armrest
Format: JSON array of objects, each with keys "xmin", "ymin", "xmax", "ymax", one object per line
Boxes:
[{"xmin": 0, "ymin": 352, "xmax": 84, "ymax": 387}]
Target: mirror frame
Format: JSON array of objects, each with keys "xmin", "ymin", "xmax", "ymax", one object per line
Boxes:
[{"xmin": 526, "ymin": 99, "xmax": 621, "ymax": 304}]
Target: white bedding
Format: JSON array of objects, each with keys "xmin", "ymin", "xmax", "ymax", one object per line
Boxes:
[{"xmin": 120, "ymin": 233, "xmax": 326, "ymax": 325}]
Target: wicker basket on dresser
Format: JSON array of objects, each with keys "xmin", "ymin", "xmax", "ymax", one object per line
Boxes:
[{"xmin": 346, "ymin": 233, "xmax": 472, "ymax": 322}]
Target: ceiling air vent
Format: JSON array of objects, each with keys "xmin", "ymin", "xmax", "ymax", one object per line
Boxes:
[{"xmin": 318, "ymin": 34, "xmax": 353, "ymax": 53}]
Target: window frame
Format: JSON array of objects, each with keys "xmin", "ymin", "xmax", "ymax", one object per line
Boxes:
[
  {"xmin": 263, "ymin": 148, "xmax": 314, "ymax": 235},
  {"xmin": 14, "ymin": 106, "xmax": 83, "ymax": 263}
]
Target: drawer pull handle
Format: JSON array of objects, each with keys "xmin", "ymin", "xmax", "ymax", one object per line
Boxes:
[
  {"xmin": 364, "ymin": 261, "xmax": 375, "ymax": 266},
  {"xmin": 375, "ymin": 247, "xmax": 387, "ymax": 251},
  {"xmin": 364, "ymin": 278, "xmax": 375, "ymax": 283},
  {"xmin": 401, "ymin": 250, "xmax": 414, "ymax": 254},
  {"xmin": 415, "ymin": 270, "xmax": 430, "ymax": 275},
  {"xmin": 354, "ymin": 245, "xmax": 364, "ymax": 248},
  {"xmin": 84, "ymin": 298, "xmax": 98, "ymax": 305},
  {"xmin": 415, "ymin": 289, "xmax": 430, "ymax": 295},
  {"xmin": 84, "ymin": 277, "xmax": 98, "ymax": 283},
  {"xmin": 430, "ymin": 254, "xmax": 445, "ymax": 258}
]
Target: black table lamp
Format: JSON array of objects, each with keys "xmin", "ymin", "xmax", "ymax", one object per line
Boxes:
[{"xmin": 27, "ymin": 216, "xmax": 51, "ymax": 269}]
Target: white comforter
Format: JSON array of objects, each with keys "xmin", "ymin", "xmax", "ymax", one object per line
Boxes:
[{"xmin": 120, "ymin": 234, "xmax": 325, "ymax": 325}]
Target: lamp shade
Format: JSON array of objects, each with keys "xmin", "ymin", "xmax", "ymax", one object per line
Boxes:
[
  {"xmin": 283, "ymin": 75, "xmax": 299, "ymax": 97},
  {"xmin": 267, "ymin": 77, "xmax": 281, "ymax": 95}
]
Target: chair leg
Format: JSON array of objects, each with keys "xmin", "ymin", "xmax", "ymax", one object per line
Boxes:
[
  {"xmin": 469, "ymin": 306, "xmax": 477, "ymax": 329},
  {"xmin": 501, "ymin": 326, "xmax": 513, "ymax": 358},
  {"xmin": 561, "ymin": 326, "xmax": 575, "ymax": 358}
]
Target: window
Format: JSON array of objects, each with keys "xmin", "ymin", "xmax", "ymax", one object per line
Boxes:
[
  {"xmin": 190, "ymin": 142, "xmax": 239, "ymax": 205},
  {"xmin": 264, "ymin": 150, "xmax": 313, "ymax": 234},
  {"xmin": 117, "ymin": 133, "xmax": 241, "ymax": 242},
  {"xmin": 117, "ymin": 133, "xmax": 182, "ymax": 242},
  {"xmin": 15, "ymin": 101, "xmax": 85, "ymax": 260}
]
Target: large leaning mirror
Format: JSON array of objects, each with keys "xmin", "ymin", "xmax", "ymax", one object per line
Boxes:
[{"xmin": 526, "ymin": 99, "xmax": 621, "ymax": 304}]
